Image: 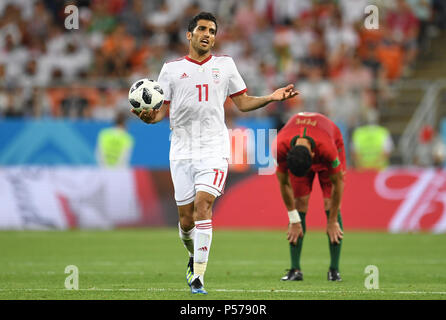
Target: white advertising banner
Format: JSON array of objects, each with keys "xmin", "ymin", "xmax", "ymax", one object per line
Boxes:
[{"xmin": 0, "ymin": 167, "xmax": 153, "ymax": 230}]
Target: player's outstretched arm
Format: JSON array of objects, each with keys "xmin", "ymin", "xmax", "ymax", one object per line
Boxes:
[
  {"xmin": 231, "ymin": 84, "xmax": 298, "ymax": 113},
  {"xmin": 327, "ymin": 171, "xmax": 345, "ymax": 244},
  {"xmin": 131, "ymin": 103, "xmax": 168, "ymax": 124},
  {"xmin": 276, "ymin": 171, "xmax": 304, "ymax": 244}
]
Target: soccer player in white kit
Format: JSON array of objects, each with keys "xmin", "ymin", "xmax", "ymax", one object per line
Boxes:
[{"xmin": 133, "ymin": 12, "xmax": 298, "ymax": 294}]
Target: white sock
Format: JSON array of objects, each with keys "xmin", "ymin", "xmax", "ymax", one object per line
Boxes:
[
  {"xmin": 192, "ymin": 219, "xmax": 213, "ymax": 284},
  {"xmin": 178, "ymin": 222, "xmax": 195, "ymax": 257}
]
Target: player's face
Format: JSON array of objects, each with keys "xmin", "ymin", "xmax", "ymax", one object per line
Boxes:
[{"xmin": 187, "ymin": 20, "xmax": 216, "ymax": 55}]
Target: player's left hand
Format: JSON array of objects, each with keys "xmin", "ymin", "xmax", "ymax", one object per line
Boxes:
[
  {"xmin": 326, "ymin": 221, "xmax": 343, "ymax": 244},
  {"xmin": 271, "ymin": 84, "xmax": 299, "ymax": 101}
]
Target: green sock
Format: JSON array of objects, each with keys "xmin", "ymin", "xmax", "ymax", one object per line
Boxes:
[
  {"xmin": 289, "ymin": 212, "xmax": 306, "ymax": 270},
  {"xmin": 325, "ymin": 210, "xmax": 343, "ymax": 271}
]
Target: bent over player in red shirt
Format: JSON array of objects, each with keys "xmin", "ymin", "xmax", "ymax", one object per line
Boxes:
[{"xmin": 274, "ymin": 112, "xmax": 345, "ymax": 281}]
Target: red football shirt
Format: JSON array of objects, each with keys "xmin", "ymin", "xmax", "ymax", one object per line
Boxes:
[{"xmin": 274, "ymin": 112, "xmax": 345, "ymax": 175}]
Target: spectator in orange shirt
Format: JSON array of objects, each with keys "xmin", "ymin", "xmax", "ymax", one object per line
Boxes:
[
  {"xmin": 102, "ymin": 24, "xmax": 135, "ymax": 58},
  {"xmin": 376, "ymin": 28, "xmax": 404, "ymax": 81}
]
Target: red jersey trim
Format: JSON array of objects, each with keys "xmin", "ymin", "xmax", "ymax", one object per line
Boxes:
[
  {"xmin": 185, "ymin": 54, "xmax": 213, "ymax": 65},
  {"xmin": 163, "ymin": 100, "xmax": 171, "ymax": 105},
  {"xmin": 229, "ymin": 88, "xmax": 247, "ymax": 98}
]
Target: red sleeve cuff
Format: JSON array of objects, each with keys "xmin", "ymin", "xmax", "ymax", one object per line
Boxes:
[
  {"xmin": 229, "ymin": 88, "xmax": 247, "ymax": 98},
  {"xmin": 163, "ymin": 100, "xmax": 171, "ymax": 105}
]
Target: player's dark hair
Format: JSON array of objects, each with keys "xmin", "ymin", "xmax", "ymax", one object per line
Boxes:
[
  {"xmin": 188, "ymin": 12, "xmax": 218, "ymax": 34},
  {"xmin": 287, "ymin": 145, "xmax": 313, "ymax": 177}
]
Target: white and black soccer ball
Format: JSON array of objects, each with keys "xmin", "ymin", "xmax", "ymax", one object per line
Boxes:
[{"xmin": 128, "ymin": 79, "xmax": 164, "ymax": 112}]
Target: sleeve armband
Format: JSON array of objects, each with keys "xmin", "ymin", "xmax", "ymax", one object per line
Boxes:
[{"xmin": 331, "ymin": 158, "xmax": 340, "ymax": 169}]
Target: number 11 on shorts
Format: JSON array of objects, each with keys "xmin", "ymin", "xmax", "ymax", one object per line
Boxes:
[{"xmin": 213, "ymin": 169, "xmax": 225, "ymax": 188}]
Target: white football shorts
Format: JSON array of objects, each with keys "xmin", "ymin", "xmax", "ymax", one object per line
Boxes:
[{"xmin": 170, "ymin": 157, "xmax": 229, "ymax": 206}]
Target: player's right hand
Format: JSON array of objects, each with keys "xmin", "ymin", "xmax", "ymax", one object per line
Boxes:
[
  {"xmin": 131, "ymin": 108, "xmax": 159, "ymax": 124},
  {"xmin": 287, "ymin": 222, "xmax": 304, "ymax": 245}
]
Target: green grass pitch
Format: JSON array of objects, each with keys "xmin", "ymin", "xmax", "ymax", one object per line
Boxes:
[{"xmin": 0, "ymin": 229, "xmax": 445, "ymax": 300}]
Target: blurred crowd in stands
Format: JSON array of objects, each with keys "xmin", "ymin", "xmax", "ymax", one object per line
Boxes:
[{"xmin": 0, "ymin": 0, "xmax": 445, "ymax": 136}]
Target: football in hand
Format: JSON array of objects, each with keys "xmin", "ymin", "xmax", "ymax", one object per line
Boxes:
[{"xmin": 128, "ymin": 79, "xmax": 164, "ymax": 112}]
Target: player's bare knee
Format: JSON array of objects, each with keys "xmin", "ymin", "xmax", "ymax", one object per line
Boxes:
[
  {"xmin": 193, "ymin": 203, "xmax": 212, "ymax": 221},
  {"xmin": 179, "ymin": 217, "xmax": 195, "ymax": 231},
  {"xmin": 193, "ymin": 192, "xmax": 215, "ymax": 219},
  {"xmin": 324, "ymin": 198, "xmax": 331, "ymax": 211},
  {"xmin": 295, "ymin": 196, "xmax": 310, "ymax": 212},
  {"xmin": 178, "ymin": 204, "xmax": 195, "ymax": 230},
  {"xmin": 178, "ymin": 213, "xmax": 194, "ymax": 231}
]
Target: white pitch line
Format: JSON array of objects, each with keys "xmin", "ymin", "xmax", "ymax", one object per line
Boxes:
[
  {"xmin": 0, "ymin": 288, "xmax": 445, "ymax": 295},
  {"xmin": 394, "ymin": 291, "xmax": 446, "ymax": 295}
]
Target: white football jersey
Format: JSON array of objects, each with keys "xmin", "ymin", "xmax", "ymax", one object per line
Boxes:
[{"xmin": 157, "ymin": 55, "xmax": 247, "ymax": 160}]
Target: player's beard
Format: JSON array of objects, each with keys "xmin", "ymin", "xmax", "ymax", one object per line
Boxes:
[
  {"xmin": 192, "ymin": 38, "xmax": 212, "ymax": 57},
  {"xmin": 194, "ymin": 45, "xmax": 210, "ymax": 57}
]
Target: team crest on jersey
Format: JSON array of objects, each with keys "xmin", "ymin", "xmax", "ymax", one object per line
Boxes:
[{"xmin": 212, "ymin": 68, "xmax": 220, "ymax": 84}]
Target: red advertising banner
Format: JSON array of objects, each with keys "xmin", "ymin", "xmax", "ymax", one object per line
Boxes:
[
  {"xmin": 213, "ymin": 168, "xmax": 446, "ymax": 233},
  {"xmin": 2, "ymin": 167, "xmax": 445, "ymax": 233}
]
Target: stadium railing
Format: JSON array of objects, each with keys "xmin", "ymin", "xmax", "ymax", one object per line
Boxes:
[{"xmin": 398, "ymin": 79, "xmax": 446, "ymax": 164}]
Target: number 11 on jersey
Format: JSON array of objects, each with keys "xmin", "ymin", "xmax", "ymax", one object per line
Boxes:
[{"xmin": 196, "ymin": 84, "xmax": 209, "ymax": 102}]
